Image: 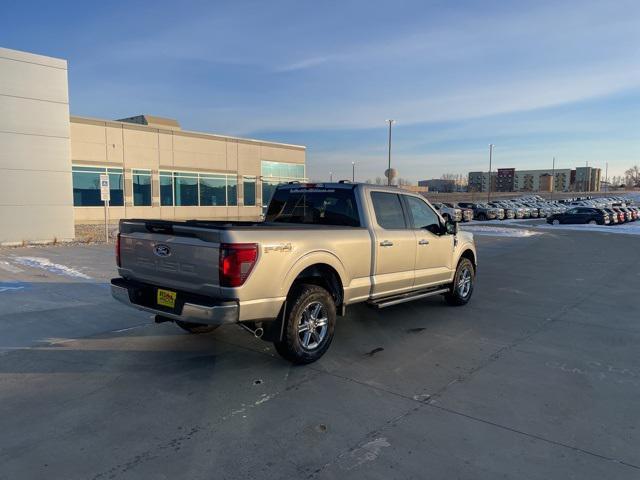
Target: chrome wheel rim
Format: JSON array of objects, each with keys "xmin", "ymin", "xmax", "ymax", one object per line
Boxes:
[
  {"xmin": 457, "ymin": 267, "xmax": 472, "ymax": 298},
  {"xmin": 298, "ymin": 301, "xmax": 328, "ymax": 350},
  {"xmin": 553, "ymin": 220, "xmax": 559, "ymax": 225}
]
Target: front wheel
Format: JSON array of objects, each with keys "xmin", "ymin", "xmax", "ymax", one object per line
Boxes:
[
  {"xmin": 175, "ymin": 320, "xmax": 220, "ymax": 334},
  {"xmin": 588, "ymin": 220, "xmax": 597, "ymax": 225},
  {"xmin": 445, "ymin": 258, "xmax": 475, "ymax": 306},
  {"xmin": 274, "ymin": 284, "xmax": 336, "ymax": 364}
]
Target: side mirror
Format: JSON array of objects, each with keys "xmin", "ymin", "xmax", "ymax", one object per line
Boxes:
[{"xmin": 445, "ymin": 219, "xmax": 457, "ymax": 235}]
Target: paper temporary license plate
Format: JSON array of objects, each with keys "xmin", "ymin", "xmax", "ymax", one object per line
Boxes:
[{"xmin": 157, "ymin": 288, "xmax": 177, "ymax": 308}]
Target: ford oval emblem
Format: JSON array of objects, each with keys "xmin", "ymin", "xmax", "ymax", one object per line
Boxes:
[{"xmin": 153, "ymin": 244, "xmax": 171, "ymax": 257}]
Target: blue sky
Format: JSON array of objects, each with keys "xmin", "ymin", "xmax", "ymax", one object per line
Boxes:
[{"xmin": 2, "ymin": 0, "xmax": 638, "ymax": 181}]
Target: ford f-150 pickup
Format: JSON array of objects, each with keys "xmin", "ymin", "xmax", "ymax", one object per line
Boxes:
[{"xmin": 111, "ymin": 183, "xmax": 477, "ymax": 364}]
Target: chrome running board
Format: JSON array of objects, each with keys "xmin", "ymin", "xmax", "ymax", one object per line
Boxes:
[{"xmin": 368, "ymin": 287, "xmax": 450, "ymax": 309}]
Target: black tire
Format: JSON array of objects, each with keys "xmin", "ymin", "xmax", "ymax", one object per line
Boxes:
[
  {"xmin": 274, "ymin": 284, "xmax": 336, "ymax": 365},
  {"xmin": 174, "ymin": 320, "xmax": 220, "ymax": 334},
  {"xmin": 445, "ymin": 258, "xmax": 475, "ymax": 306},
  {"xmin": 477, "ymin": 213, "xmax": 487, "ymax": 221}
]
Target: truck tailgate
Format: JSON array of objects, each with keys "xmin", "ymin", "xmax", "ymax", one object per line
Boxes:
[{"xmin": 119, "ymin": 231, "xmax": 222, "ymax": 297}]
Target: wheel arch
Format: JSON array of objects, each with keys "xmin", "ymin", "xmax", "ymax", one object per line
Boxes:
[{"xmin": 282, "ymin": 253, "xmax": 347, "ymax": 315}]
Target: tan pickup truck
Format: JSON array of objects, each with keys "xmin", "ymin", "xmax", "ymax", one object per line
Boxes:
[{"xmin": 111, "ymin": 182, "xmax": 477, "ymax": 364}]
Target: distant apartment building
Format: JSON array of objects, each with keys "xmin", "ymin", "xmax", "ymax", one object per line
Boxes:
[
  {"xmin": 468, "ymin": 167, "xmax": 597, "ymax": 193},
  {"xmin": 418, "ymin": 179, "xmax": 454, "ymax": 192},
  {"xmin": 496, "ymin": 168, "xmax": 515, "ymax": 192},
  {"xmin": 574, "ymin": 166, "xmax": 601, "ymax": 192}
]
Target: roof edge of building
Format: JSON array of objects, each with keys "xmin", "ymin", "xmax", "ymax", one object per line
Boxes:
[{"xmin": 69, "ymin": 115, "xmax": 306, "ymax": 150}]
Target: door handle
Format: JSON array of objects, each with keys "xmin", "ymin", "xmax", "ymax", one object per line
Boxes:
[
  {"xmin": 379, "ymin": 240, "xmax": 394, "ymax": 247},
  {"xmin": 418, "ymin": 239, "xmax": 429, "ymax": 245}
]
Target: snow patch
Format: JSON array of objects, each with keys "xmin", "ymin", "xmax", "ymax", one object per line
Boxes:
[
  {"xmin": 13, "ymin": 257, "xmax": 92, "ymax": 279},
  {"xmin": 537, "ymin": 223, "xmax": 640, "ymax": 235},
  {"xmin": 0, "ymin": 261, "xmax": 23, "ymax": 274},
  {"xmin": 461, "ymin": 226, "xmax": 541, "ymax": 237}
]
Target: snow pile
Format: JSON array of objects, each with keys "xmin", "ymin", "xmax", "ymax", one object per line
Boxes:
[
  {"xmin": 537, "ymin": 223, "xmax": 640, "ymax": 235},
  {"xmin": 461, "ymin": 225, "xmax": 541, "ymax": 237},
  {"xmin": 13, "ymin": 257, "xmax": 92, "ymax": 279}
]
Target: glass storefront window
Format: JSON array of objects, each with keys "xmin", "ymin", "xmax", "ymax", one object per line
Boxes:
[
  {"xmin": 159, "ymin": 171, "xmax": 173, "ymax": 206},
  {"xmin": 199, "ymin": 175, "xmax": 226, "ymax": 206},
  {"xmin": 72, "ymin": 166, "xmax": 124, "ymax": 206},
  {"xmin": 227, "ymin": 176, "xmax": 238, "ymax": 206},
  {"xmin": 132, "ymin": 169, "xmax": 152, "ymax": 206},
  {"xmin": 262, "ymin": 180, "xmax": 281, "ymax": 208},
  {"xmin": 243, "ymin": 177, "xmax": 256, "ymax": 206},
  {"xmin": 174, "ymin": 173, "xmax": 199, "ymax": 206}
]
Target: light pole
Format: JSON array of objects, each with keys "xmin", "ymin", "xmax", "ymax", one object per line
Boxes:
[
  {"xmin": 386, "ymin": 119, "xmax": 395, "ymax": 185},
  {"xmin": 605, "ymin": 162, "xmax": 608, "ymax": 193},
  {"xmin": 551, "ymin": 156, "xmax": 556, "ymax": 200},
  {"xmin": 329, "ymin": 171, "xmax": 333, "ymax": 182},
  {"xmin": 352, "ymin": 162, "xmax": 355, "ymax": 182},
  {"xmin": 487, "ymin": 144, "xmax": 494, "ymax": 203}
]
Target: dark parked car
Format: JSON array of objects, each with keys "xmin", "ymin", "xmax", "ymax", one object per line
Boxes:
[{"xmin": 547, "ymin": 207, "xmax": 610, "ymax": 225}]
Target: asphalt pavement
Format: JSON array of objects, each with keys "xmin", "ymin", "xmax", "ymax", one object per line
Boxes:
[{"xmin": 0, "ymin": 226, "xmax": 639, "ymax": 479}]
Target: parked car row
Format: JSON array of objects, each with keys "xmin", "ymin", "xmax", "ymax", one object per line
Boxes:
[
  {"xmin": 430, "ymin": 194, "xmax": 637, "ymax": 223},
  {"xmin": 547, "ymin": 205, "xmax": 639, "ymax": 225}
]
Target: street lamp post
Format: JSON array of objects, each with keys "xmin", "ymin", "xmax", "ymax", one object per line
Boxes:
[
  {"xmin": 551, "ymin": 156, "xmax": 556, "ymax": 200},
  {"xmin": 605, "ymin": 162, "xmax": 609, "ymax": 193},
  {"xmin": 352, "ymin": 162, "xmax": 355, "ymax": 182},
  {"xmin": 329, "ymin": 171, "xmax": 333, "ymax": 182},
  {"xmin": 386, "ymin": 120, "xmax": 395, "ymax": 185},
  {"xmin": 487, "ymin": 144, "xmax": 494, "ymax": 203}
]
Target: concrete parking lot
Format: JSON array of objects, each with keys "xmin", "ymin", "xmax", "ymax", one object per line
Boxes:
[{"xmin": 0, "ymin": 226, "xmax": 639, "ymax": 479}]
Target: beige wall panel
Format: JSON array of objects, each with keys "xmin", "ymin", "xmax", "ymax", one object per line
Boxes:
[
  {"xmin": 159, "ymin": 149, "xmax": 174, "ymax": 167},
  {"xmin": 0, "ymin": 170, "xmax": 72, "ymax": 206},
  {"xmin": 106, "ymin": 126, "xmax": 123, "ymax": 146},
  {"xmin": 237, "ymin": 143, "xmax": 260, "ymax": 176},
  {"xmin": 73, "ymin": 207, "xmax": 126, "ymax": 223},
  {"xmin": 70, "ymin": 122, "xmax": 105, "ymax": 144},
  {"xmin": 158, "ymin": 132, "xmax": 173, "ymax": 150},
  {"xmin": 0, "ymin": 56, "xmax": 68, "ymax": 103},
  {"xmin": 124, "ymin": 206, "xmax": 161, "ymax": 219},
  {"xmin": 123, "ymin": 145, "xmax": 159, "ymax": 168},
  {"xmin": 160, "ymin": 207, "xmax": 176, "ymax": 219},
  {"xmin": 172, "ymin": 150, "xmax": 226, "ymax": 171},
  {"xmin": 107, "ymin": 143, "xmax": 124, "ymax": 164},
  {"xmin": 226, "ymin": 141, "xmax": 238, "ymax": 171},
  {"xmin": 0, "ymin": 132, "xmax": 69, "ymax": 171},
  {"xmin": 1, "ymin": 206, "xmax": 74, "ymax": 243},
  {"xmin": 0, "ymin": 95, "xmax": 70, "ymax": 138},
  {"xmin": 71, "ymin": 141, "xmax": 107, "ymax": 163},
  {"xmin": 260, "ymin": 145, "xmax": 305, "ymax": 164},
  {"xmin": 123, "ymin": 128, "xmax": 158, "ymax": 149},
  {"xmin": 173, "ymin": 135, "xmax": 226, "ymax": 156}
]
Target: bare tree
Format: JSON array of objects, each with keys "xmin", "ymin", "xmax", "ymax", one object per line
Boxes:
[
  {"xmin": 397, "ymin": 178, "xmax": 413, "ymax": 186},
  {"xmin": 624, "ymin": 165, "xmax": 640, "ymax": 187},
  {"xmin": 374, "ymin": 176, "xmax": 384, "ymax": 185}
]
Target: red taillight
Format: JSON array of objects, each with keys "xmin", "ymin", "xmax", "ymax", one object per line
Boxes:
[
  {"xmin": 115, "ymin": 233, "xmax": 122, "ymax": 267},
  {"xmin": 219, "ymin": 243, "xmax": 258, "ymax": 287}
]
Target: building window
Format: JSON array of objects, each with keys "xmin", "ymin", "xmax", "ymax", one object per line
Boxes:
[
  {"xmin": 243, "ymin": 177, "xmax": 256, "ymax": 206},
  {"xmin": 72, "ymin": 166, "xmax": 124, "ymax": 207},
  {"xmin": 159, "ymin": 171, "xmax": 174, "ymax": 206},
  {"xmin": 227, "ymin": 176, "xmax": 238, "ymax": 206},
  {"xmin": 262, "ymin": 180, "xmax": 281, "ymax": 208},
  {"xmin": 159, "ymin": 171, "xmax": 239, "ymax": 207},
  {"xmin": 260, "ymin": 160, "xmax": 305, "ymax": 207},
  {"xmin": 199, "ymin": 175, "xmax": 226, "ymax": 206},
  {"xmin": 132, "ymin": 169, "xmax": 152, "ymax": 206},
  {"xmin": 174, "ymin": 172, "xmax": 199, "ymax": 206}
]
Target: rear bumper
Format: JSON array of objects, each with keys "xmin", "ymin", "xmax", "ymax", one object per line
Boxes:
[{"xmin": 111, "ymin": 278, "xmax": 238, "ymax": 326}]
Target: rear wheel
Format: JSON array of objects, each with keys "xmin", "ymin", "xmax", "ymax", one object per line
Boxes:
[
  {"xmin": 445, "ymin": 258, "xmax": 475, "ymax": 306},
  {"xmin": 588, "ymin": 220, "xmax": 597, "ymax": 225},
  {"xmin": 274, "ymin": 284, "xmax": 336, "ymax": 364},
  {"xmin": 174, "ymin": 320, "xmax": 220, "ymax": 334},
  {"xmin": 552, "ymin": 219, "xmax": 560, "ymax": 225}
]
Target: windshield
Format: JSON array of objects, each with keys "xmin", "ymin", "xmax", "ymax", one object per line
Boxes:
[{"xmin": 265, "ymin": 187, "xmax": 360, "ymax": 226}]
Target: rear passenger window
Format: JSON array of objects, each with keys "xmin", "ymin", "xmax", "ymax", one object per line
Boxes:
[{"xmin": 371, "ymin": 192, "xmax": 406, "ymax": 229}]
